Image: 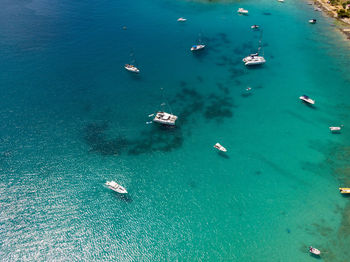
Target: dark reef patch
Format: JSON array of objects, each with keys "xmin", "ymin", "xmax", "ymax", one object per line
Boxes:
[{"xmin": 83, "ymin": 85, "xmax": 235, "ymax": 156}]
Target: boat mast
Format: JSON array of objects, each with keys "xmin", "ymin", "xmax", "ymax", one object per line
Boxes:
[
  {"xmin": 258, "ymin": 29, "xmax": 264, "ymax": 56},
  {"xmin": 160, "ymin": 88, "xmax": 173, "ymax": 114},
  {"xmin": 130, "ymin": 49, "xmax": 137, "ymax": 66}
]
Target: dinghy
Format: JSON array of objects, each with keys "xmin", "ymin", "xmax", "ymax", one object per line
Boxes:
[
  {"xmin": 251, "ymin": 25, "xmax": 260, "ymax": 29},
  {"xmin": 214, "ymin": 143, "xmax": 227, "ymax": 152},
  {"xmin": 309, "ymin": 19, "xmax": 317, "ymax": 24}
]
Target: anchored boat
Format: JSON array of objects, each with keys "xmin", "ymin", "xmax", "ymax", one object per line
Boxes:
[
  {"xmin": 124, "ymin": 64, "xmax": 140, "ymax": 73},
  {"xmin": 309, "ymin": 246, "xmax": 321, "ymax": 256},
  {"xmin": 299, "ymin": 95, "xmax": 315, "ymax": 105},
  {"xmin": 329, "ymin": 126, "xmax": 341, "ymax": 132},
  {"xmin": 214, "ymin": 143, "xmax": 227, "ymax": 152},
  {"xmin": 309, "ymin": 19, "xmax": 317, "ymax": 24},
  {"xmin": 243, "ymin": 30, "xmax": 266, "ymax": 66},
  {"xmin": 237, "ymin": 8, "xmax": 249, "ymax": 14},
  {"xmin": 153, "ymin": 112, "xmax": 178, "ymax": 126},
  {"xmin": 105, "ymin": 181, "xmax": 128, "ymax": 194},
  {"xmin": 191, "ymin": 44, "xmax": 205, "ymax": 51},
  {"xmin": 339, "ymin": 188, "xmax": 350, "ymax": 194},
  {"xmin": 177, "ymin": 17, "xmax": 187, "ymax": 22}
]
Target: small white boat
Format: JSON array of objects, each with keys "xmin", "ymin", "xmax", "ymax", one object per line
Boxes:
[
  {"xmin": 243, "ymin": 54, "xmax": 266, "ymax": 66},
  {"xmin": 339, "ymin": 187, "xmax": 350, "ymax": 194},
  {"xmin": 251, "ymin": 25, "xmax": 260, "ymax": 29},
  {"xmin": 309, "ymin": 19, "xmax": 317, "ymax": 24},
  {"xmin": 314, "ymin": 7, "xmax": 321, "ymax": 11},
  {"xmin": 309, "ymin": 246, "xmax": 321, "ymax": 256},
  {"xmin": 191, "ymin": 44, "xmax": 205, "ymax": 51},
  {"xmin": 214, "ymin": 143, "xmax": 227, "ymax": 152},
  {"xmin": 278, "ymin": 0, "xmax": 285, "ymax": 2},
  {"xmin": 153, "ymin": 111, "xmax": 178, "ymax": 126},
  {"xmin": 124, "ymin": 64, "xmax": 140, "ymax": 73},
  {"xmin": 299, "ymin": 95, "xmax": 315, "ymax": 105},
  {"xmin": 105, "ymin": 181, "xmax": 128, "ymax": 194},
  {"xmin": 177, "ymin": 17, "xmax": 187, "ymax": 22},
  {"xmin": 329, "ymin": 126, "xmax": 341, "ymax": 132},
  {"xmin": 238, "ymin": 8, "xmax": 249, "ymax": 14}
]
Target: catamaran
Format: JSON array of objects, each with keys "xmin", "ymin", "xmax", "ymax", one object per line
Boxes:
[
  {"xmin": 243, "ymin": 30, "xmax": 266, "ymax": 66},
  {"xmin": 152, "ymin": 90, "xmax": 178, "ymax": 126},
  {"xmin": 153, "ymin": 112, "xmax": 178, "ymax": 125},
  {"xmin": 105, "ymin": 181, "xmax": 128, "ymax": 194}
]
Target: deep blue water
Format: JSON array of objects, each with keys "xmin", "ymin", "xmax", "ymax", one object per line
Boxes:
[{"xmin": 1, "ymin": 0, "xmax": 350, "ymax": 261}]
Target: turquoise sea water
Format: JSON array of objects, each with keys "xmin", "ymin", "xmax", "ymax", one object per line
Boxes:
[{"xmin": 1, "ymin": 0, "xmax": 350, "ymax": 261}]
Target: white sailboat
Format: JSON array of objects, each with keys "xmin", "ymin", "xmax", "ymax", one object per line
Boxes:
[
  {"xmin": 125, "ymin": 51, "xmax": 140, "ymax": 73},
  {"xmin": 152, "ymin": 89, "xmax": 178, "ymax": 126},
  {"xmin": 243, "ymin": 30, "xmax": 266, "ymax": 66},
  {"xmin": 191, "ymin": 33, "xmax": 205, "ymax": 51}
]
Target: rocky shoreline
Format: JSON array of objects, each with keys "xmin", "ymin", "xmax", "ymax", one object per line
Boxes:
[{"xmin": 312, "ymin": 0, "xmax": 350, "ymax": 39}]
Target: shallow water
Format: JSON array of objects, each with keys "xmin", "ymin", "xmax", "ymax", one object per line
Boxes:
[{"xmin": 1, "ymin": 0, "xmax": 350, "ymax": 261}]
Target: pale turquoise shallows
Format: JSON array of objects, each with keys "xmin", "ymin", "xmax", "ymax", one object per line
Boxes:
[{"xmin": 1, "ymin": 0, "xmax": 350, "ymax": 261}]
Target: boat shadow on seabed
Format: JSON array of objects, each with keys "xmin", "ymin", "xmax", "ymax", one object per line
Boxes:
[
  {"xmin": 113, "ymin": 192, "xmax": 133, "ymax": 203},
  {"xmin": 217, "ymin": 151, "xmax": 229, "ymax": 159}
]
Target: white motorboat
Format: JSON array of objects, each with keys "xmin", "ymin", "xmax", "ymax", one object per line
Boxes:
[
  {"xmin": 299, "ymin": 95, "xmax": 315, "ymax": 105},
  {"xmin": 238, "ymin": 8, "xmax": 249, "ymax": 14},
  {"xmin": 314, "ymin": 7, "xmax": 321, "ymax": 11},
  {"xmin": 251, "ymin": 25, "xmax": 260, "ymax": 29},
  {"xmin": 153, "ymin": 111, "xmax": 178, "ymax": 126},
  {"xmin": 278, "ymin": 0, "xmax": 285, "ymax": 2},
  {"xmin": 243, "ymin": 54, "xmax": 266, "ymax": 66},
  {"xmin": 177, "ymin": 17, "xmax": 187, "ymax": 22},
  {"xmin": 214, "ymin": 143, "xmax": 227, "ymax": 152},
  {"xmin": 105, "ymin": 181, "xmax": 128, "ymax": 194},
  {"xmin": 329, "ymin": 126, "xmax": 341, "ymax": 132},
  {"xmin": 191, "ymin": 44, "xmax": 205, "ymax": 51},
  {"xmin": 309, "ymin": 246, "xmax": 321, "ymax": 256},
  {"xmin": 124, "ymin": 64, "xmax": 140, "ymax": 73},
  {"xmin": 309, "ymin": 19, "xmax": 317, "ymax": 24}
]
